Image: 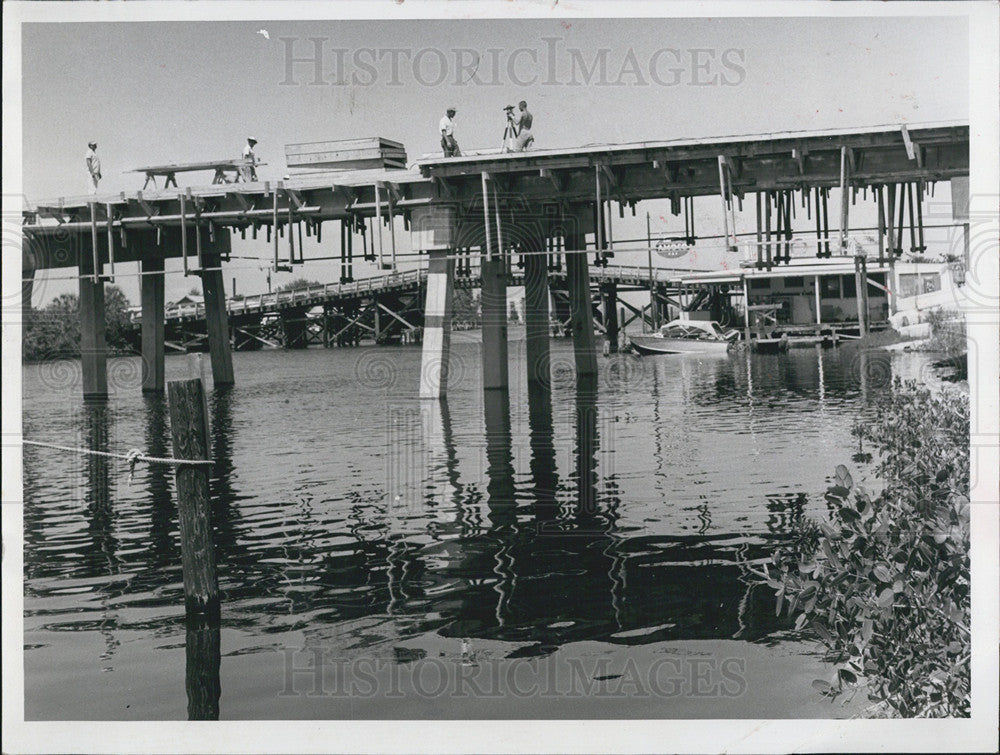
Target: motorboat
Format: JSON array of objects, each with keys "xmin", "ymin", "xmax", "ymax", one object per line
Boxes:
[{"xmin": 627, "ymin": 319, "xmax": 739, "ymax": 355}]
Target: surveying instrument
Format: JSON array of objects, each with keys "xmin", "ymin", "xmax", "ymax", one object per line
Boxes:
[{"xmin": 500, "ymin": 105, "xmax": 519, "ymax": 153}]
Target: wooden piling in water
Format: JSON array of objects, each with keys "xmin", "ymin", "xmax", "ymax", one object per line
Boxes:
[{"xmin": 167, "ymin": 378, "xmax": 219, "ymax": 617}]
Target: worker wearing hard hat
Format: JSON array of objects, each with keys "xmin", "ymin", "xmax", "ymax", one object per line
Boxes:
[
  {"xmin": 241, "ymin": 136, "xmax": 258, "ymax": 182},
  {"xmin": 439, "ymin": 108, "xmax": 461, "ymax": 157},
  {"xmin": 86, "ymin": 141, "xmax": 102, "ymax": 194}
]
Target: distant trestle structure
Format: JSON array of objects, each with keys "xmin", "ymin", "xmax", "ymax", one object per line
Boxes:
[
  {"xmin": 127, "ymin": 264, "xmax": 682, "ymax": 355},
  {"xmin": 21, "ymin": 122, "xmax": 968, "ymax": 400}
]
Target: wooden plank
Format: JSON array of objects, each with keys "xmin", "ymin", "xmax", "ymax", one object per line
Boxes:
[
  {"xmin": 133, "ymin": 159, "xmax": 253, "ymax": 174},
  {"xmin": 285, "ymin": 137, "xmax": 405, "ymax": 156},
  {"xmin": 286, "ymin": 148, "xmax": 407, "ymax": 166},
  {"xmin": 290, "ymin": 158, "xmax": 407, "ymax": 173}
]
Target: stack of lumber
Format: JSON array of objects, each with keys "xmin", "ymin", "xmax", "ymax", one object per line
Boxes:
[{"xmin": 285, "ymin": 137, "xmax": 407, "ymax": 173}]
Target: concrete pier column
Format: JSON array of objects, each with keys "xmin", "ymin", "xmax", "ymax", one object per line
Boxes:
[
  {"xmin": 524, "ymin": 242, "xmax": 551, "ymax": 385},
  {"xmin": 480, "ymin": 255, "xmax": 509, "ymax": 390},
  {"xmin": 419, "ymin": 250, "xmax": 455, "ymax": 398},
  {"xmin": 200, "ymin": 252, "xmax": 234, "ymax": 386},
  {"xmin": 22, "ymin": 263, "xmax": 36, "ymax": 356},
  {"xmin": 602, "ymin": 281, "xmax": 619, "ymax": 353},
  {"xmin": 78, "ymin": 248, "xmax": 107, "ymax": 400},
  {"xmin": 140, "ymin": 256, "xmax": 166, "ymax": 392},
  {"xmin": 22, "ymin": 266, "xmax": 35, "ymax": 325},
  {"xmin": 565, "ymin": 231, "xmax": 598, "ymax": 377},
  {"xmin": 413, "ymin": 205, "xmax": 457, "ymax": 399}
]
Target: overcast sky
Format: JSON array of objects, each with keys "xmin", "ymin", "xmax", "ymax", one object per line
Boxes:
[{"xmin": 20, "ymin": 15, "xmax": 969, "ymax": 305}]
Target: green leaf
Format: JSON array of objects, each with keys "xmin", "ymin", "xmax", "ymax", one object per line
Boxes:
[
  {"xmin": 872, "ymin": 564, "xmax": 892, "ymax": 583},
  {"xmin": 861, "ymin": 619, "xmax": 874, "ymax": 643},
  {"xmin": 877, "ymin": 588, "xmax": 895, "ymax": 608},
  {"xmin": 813, "ymin": 621, "xmax": 833, "ymax": 643},
  {"xmin": 812, "ymin": 679, "xmax": 833, "ymax": 694},
  {"xmin": 834, "ymin": 464, "xmax": 853, "ymax": 489},
  {"xmin": 838, "ymin": 668, "xmax": 858, "ymax": 684}
]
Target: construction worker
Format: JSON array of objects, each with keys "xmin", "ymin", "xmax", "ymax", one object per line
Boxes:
[
  {"xmin": 512, "ymin": 101, "xmax": 534, "ymax": 151},
  {"xmin": 241, "ymin": 136, "xmax": 258, "ymax": 182},
  {"xmin": 439, "ymin": 108, "xmax": 461, "ymax": 157},
  {"xmin": 86, "ymin": 141, "xmax": 101, "ymax": 194}
]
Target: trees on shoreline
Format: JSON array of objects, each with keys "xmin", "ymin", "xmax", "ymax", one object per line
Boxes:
[{"xmin": 22, "ymin": 285, "xmax": 134, "ymax": 363}]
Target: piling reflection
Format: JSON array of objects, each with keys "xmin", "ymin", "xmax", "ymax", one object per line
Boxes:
[
  {"xmin": 143, "ymin": 393, "xmax": 175, "ymax": 572},
  {"xmin": 422, "ymin": 399, "xmax": 462, "ymax": 509},
  {"xmin": 573, "ymin": 372, "xmax": 600, "ymax": 526},
  {"xmin": 185, "ymin": 612, "xmax": 221, "ymax": 721},
  {"xmin": 526, "ymin": 380, "xmax": 559, "ymax": 528},
  {"xmin": 82, "ymin": 401, "xmax": 118, "ymax": 577},
  {"xmin": 208, "ymin": 388, "xmax": 240, "ymax": 558}
]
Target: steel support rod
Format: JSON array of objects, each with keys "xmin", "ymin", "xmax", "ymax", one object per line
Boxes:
[
  {"xmin": 646, "ymin": 211, "xmax": 654, "ymax": 332},
  {"xmin": 180, "ymin": 193, "xmax": 189, "ymax": 276},
  {"xmin": 374, "ymin": 183, "xmax": 385, "ymax": 268},
  {"xmin": 481, "ymin": 172, "xmax": 494, "ymax": 259},
  {"xmin": 387, "ymin": 185, "xmax": 397, "ymax": 270},
  {"xmin": 742, "ymin": 276, "xmax": 751, "ymax": 344},
  {"xmin": 272, "ymin": 186, "xmax": 280, "ymax": 271},
  {"xmin": 90, "ymin": 202, "xmax": 100, "ymax": 282},
  {"xmin": 595, "ymin": 165, "xmax": 603, "ymax": 253},
  {"xmin": 606, "ymin": 198, "xmax": 614, "ymax": 252},
  {"xmin": 718, "ymin": 156, "xmax": 731, "ymax": 252},
  {"xmin": 839, "ymin": 146, "xmax": 850, "ymax": 253},
  {"xmin": 105, "ymin": 203, "xmax": 115, "ymax": 282},
  {"xmin": 192, "ymin": 190, "xmax": 203, "ymax": 271},
  {"xmin": 814, "ymin": 275, "xmax": 822, "ymax": 325},
  {"xmin": 876, "ymin": 185, "xmax": 886, "ymax": 264},
  {"xmin": 915, "ymin": 182, "xmax": 925, "ymax": 252},
  {"xmin": 493, "ymin": 182, "xmax": 504, "ymax": 262},
  {"xmin": 757, "ymin": 191, "xmax": 764, "ymax": 267}
]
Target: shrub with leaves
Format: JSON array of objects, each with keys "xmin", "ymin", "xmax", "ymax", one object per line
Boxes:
[
  {"xmin": 924, "ymin": 308, "xmax": 967, "ymax": 359},
  {"xmin": 746, "ymin": 378, "xmax": 970, "ymax": 717}
]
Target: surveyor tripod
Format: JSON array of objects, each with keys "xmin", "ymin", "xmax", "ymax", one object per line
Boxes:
[{"xmin": 500, "ymin": 113, "xmax": 519, "ymax": 153}]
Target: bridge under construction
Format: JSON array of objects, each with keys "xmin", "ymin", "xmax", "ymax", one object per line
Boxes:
[{"xmin": 21, "ymin": 121, "xmax": 969, "ymax": 400}]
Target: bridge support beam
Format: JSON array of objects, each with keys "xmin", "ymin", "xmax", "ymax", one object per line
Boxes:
[
  {"xmin": 419, "ymin": 250, "xmax": 455, "ymax": 399},
  {"xmin": 141, "ymin": 256, "xmax": 166, "ymax": 392},
  {"xmin": 480, "ymin": 255, "xmax": 509, "ymax": 391},
  {"xmin": 79, "ymin": 249, "xmax": 107, "ymax": 400},
  {"xmin": 200, "ymin": 253, "xmax": 234, "ymax": 386},
  {"xmin": 565, "ymin": 234, "xmax": 598, "ymax": 377},
  {"xmin": 524, "ymin": 242, "xmax": 550, "ymax": 386},
  {"xmin": 280, "ymin": 310, "xmax": 309, "ymax": 349},
  {"xmin": 602, "ymin": 281, "xmax": 619, "ymax": 353}
]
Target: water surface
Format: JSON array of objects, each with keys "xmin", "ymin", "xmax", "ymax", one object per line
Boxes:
[{"xmin": 22, "ymin": 340, "xmax": 920, "ymax": 719}]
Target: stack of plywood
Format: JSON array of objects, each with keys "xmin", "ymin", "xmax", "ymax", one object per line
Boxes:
[{"xmin": 285, "ymin": 138, "xmax": 407, "ymax": 173}]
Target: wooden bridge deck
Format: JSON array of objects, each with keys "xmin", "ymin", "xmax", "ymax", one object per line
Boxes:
[{"xmin": 132, "ymin": 264, "xmax": 688, "ymax": 327}]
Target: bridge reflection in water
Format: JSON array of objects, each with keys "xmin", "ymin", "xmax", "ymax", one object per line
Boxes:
[
  {"xmin": 405, "ymin": 375, "xmax": 788, "ymax": 651},
  {"xmin": 22, "ymin": 343, "xmax": 885, "ymax": 718}
]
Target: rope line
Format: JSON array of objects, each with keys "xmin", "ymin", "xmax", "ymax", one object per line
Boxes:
[{"xmin": 22, "ymin": 439, "xmax": 213, "ymax": 468}]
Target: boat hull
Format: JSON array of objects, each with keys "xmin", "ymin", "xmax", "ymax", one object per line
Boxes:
[{"xmin": 629, "ymin": 335, "xmax": 732, "ymax": 355}]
